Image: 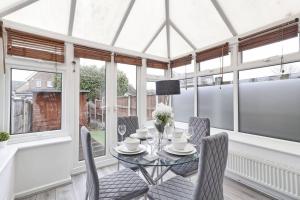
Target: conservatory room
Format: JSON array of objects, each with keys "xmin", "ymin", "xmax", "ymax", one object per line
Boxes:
[{"xmin": 0, "ymin": 0, "xmax": 300, "ymax": 200}]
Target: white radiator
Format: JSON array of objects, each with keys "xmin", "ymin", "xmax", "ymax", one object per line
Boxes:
[{"xmin": 226, "ymin": 151, "xmax": 300, "ymax": 199}]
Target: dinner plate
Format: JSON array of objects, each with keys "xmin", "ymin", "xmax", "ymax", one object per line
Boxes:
[
  {"xmin": 164, "ymin": 144, "xmax": 196, "ymax": 156},
  {"xmin": 170, "ymin": 143, "xmax": 194, "ymax": 153},
  {"xmin": 114, "ymin": 144, "xmax": 146, "ymax": 155},
  {"xmin": 130, "ymin": 133, "xmax": 152, "ymax": 139}
]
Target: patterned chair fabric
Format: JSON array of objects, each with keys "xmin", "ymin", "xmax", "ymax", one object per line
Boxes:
[
  {"xmin": 81, "ymin": 126, "xmax": 148, "ymax": 200},
  {"xmin": 170, "ymin": 117, "xmax": 210, "ymax": 177},
  {"xmin": 117, "ymin": 116, "xmax": 139, "ymax": 142},
  {"xmin": 147, "ymin": 132, "xmax": 229, "ymax": 200},
  {"xmin": 117, "ymin": 116, "xmax": 140, "ymax": 170}
]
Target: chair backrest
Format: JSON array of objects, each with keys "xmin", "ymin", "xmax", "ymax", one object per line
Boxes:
[
  {"xmin": 189, "ymin": 117, "xmax": 210, "ymax": 146},
  {"xmin": 117, "ymin": 116, "xmax": 139, "ymax": 141},
  {"xmin": 193, "ymin": 132, "xmax": 229, "ymax": 200},
  {"xmin": 81, "ymin": 126, "xmax": 99, "ymax": 200}
]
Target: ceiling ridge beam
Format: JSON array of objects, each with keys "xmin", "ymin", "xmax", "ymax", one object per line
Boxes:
[
  {"xmin": 165, "ymin": 0, "xmax": 170, "ymax": 59},
  {"xmin": 111, "ymin": 0, "xmax": 136, "ymax": 46},
  {"xmin": 211, "ymin": 0, "xmax": 237, "ymax": 36},
  {"xmin": 142, "ymin": 21, "xmax": 166, "ymax": 53},
  {"xmin": 68, "ymin": 0, "xmax": 77, "ymax": 36},
  {"xmin": 170, "ymin": 20, "xmax": 196, "ymax": 50},
  {"xmin": 0, "ymin": 0, "xmax": 39, "ymax": 18}
]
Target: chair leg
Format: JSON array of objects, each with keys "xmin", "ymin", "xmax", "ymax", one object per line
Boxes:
[
  {"xmin": 144, "ymin": 193, "xmax": 147, "ymax": 200},
  {"xmin": 117, "ymin": 161, "xmax": 120, "ymax": 171},
  {"xmin": 85, "ymin": 191, "xmax": 88, "ymax": 200}
]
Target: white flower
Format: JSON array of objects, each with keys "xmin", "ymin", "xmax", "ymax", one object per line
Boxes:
[{"xmin": 152, "ymin": 103, "xmax": 174, "ymax": 126}]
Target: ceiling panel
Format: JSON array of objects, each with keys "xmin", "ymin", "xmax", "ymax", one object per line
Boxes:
[
  {"xmin": 170, "ymin": 26, "xmax": 193, "ymax": 58},
  {"xmin": 146, "ymin": 26, "xmax": 168, "ymax": 58}
]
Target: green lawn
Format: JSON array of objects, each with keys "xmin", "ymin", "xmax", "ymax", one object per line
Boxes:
[{"xmin": 90, "ymin": 130, "xmax": 106, "ymax": 145}]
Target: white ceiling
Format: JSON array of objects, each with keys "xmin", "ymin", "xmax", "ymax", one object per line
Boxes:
[{"xmin": 1, "ymin": 0, "xmax": 300, "ymax": 59}]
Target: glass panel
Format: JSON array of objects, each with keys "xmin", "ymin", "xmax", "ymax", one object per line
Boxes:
[
  {"xmin": 169, "ymin": 0, "xmax": 232, "ymax": 49},
  {"xmin": 218, "ymin": 0, "xmax": 300, "ymax": 34},
  {"xmin": 239, "ymin": 62, "xmax": 300, "ymax": 142},
  {"xmin": 79, "ymin": 59, "xmax": 106, "ymax": 161},
  {"xmin": 200, "ymin": 53, "xmax": 231, "ymax": 71},
  {"xmin": 197, "ymin": 73, "xmax": 233, "ymax": 130},
  {"xmin": 170, "ymin": 26, "xmax": 193, "ymax": 58},
  {"xmin": 117, "ymin": 64, "xmax": 137, "ymax": 117},
  {"xmin": 172, "ymin": 63, "xmax": 194, "ymax": 79},
  {"xmin": 172, "ymin": 79, "xmax": 194, "ymax": 123},
  {"xmin": 147, "ymin": 68, "xmax": 165, "ymax": 78},
  {"xmin": 73, "ymin": 0, "xmax": 130, "ymax": 44},
  {"xmin": 115, "ymin": 0, "xmax": 165, "ymax": 51},
  {"xmin": 10, "ymin": 69, "xmax": 62, "ymax": 134},
  {"xmin": 5, "ymin": 0, "xmax": 71, "ymax": 34},
  {"xmin": 146, "ymin": 26, "xmax": 168, "ymax": 58},
  {"xmin": 242, "ymin": 36, "xmax": 299, "ymax": 63},
  {"xmin": 146, "ymin": 82, "xmax": 165, "ymax": 121}
]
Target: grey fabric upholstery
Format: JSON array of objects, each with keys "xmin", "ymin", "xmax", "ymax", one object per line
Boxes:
[
  {"xmin": 193, "ymin": 132, "xmax": 228, "ymax": 200},
  {"xmin": 147, "ymin": 176, "xmax": 194, "ymax": 200},
  {"xmin": 170, "ymin": 117, "xmax": 210, "ymax": 177},
  {"xmin": 148, "ymin": 132, "xmax": 228, "ymax": 200},
  {"xmin": 117, "ymin": 116, "xmax": 139, "ymax": 171},
  {"xmin": 81, "ymin": 126, "xmax": 148, "ymax": 200},
  {"xmin": 117, "ymin": 116, "xmax": 139, "ymax": 142}
]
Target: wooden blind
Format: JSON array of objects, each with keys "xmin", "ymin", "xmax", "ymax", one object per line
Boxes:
[
  {"xmin": 196, "ymin": 43, "xmax": 229, "ymax": 63},
  {"xmin": 114, "ymin": 54, "xmax": 142, "ymax": 66},
  {"xmin": 74, "ymin": 45, "xmax": 111, "ymax": 62},
  {"xmin": 170, "ymin": 54, "xmax": 192, "ymax": 68},
  {"xmin": 0, "ymin": 21, "xmax": 3, "ymax": 38},
  {"xmin": 146, "ymin": 59, "xmax": 169, "ymax": 69},
  {"xmin": 6, "ymin": 28, "xmax": 65, "ymax": 63},
  {"xmin": 239, "ymin": 18, "xmax": 299, "ymax": 52}
]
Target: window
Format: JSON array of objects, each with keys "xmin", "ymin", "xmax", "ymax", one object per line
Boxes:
[
  {"xmin": 197, "ymin": 73, "xmax": 233, "ymax": 130},
  {"xmin": 199, "ymin": 53, "xmax": 231, "ymax": 71},
  {"xmin": 172, "ymin": 79, "xmax": 194, "ymax": 123},
  {"xmin": 47, "ymin": 81, "xmax": 53, "ymax": 88},
  {"xmin": 172, "ymin": 63, "xmax": 194, "ymax": 78},
  {"xmin": 117, "ymin": 63, "xmax": 137, "ymax": 117},
  {"xmin": 147, "ymin": 68, "xmax": 165, "ymax": 78},
  {"xmin": 79, "ymin": 58, "xmax": 106, "ymax": 160},
  {"xmin": 239, "ymin": 62, "xmax": 300, "ymax": 142},
  {"xmin": 242, "ymin": 36, "xmax": 299, "ymax": 63},
  {"xmin": 10, "ymin": 69, "xmax": 62, "ymax": 134}
]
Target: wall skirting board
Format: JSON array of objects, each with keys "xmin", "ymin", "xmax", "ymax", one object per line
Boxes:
[
  {"xmin": 14, "ymin": 177, "xmax": 72, "ymax": 199},
  {"xmin": 226, "ymin": 151, "xmax": 300, "ymax": 200}
]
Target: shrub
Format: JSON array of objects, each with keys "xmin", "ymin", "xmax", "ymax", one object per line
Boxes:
[{"xmin": 0, "ymin": 132, "xmax": 10, "ymax": 142}]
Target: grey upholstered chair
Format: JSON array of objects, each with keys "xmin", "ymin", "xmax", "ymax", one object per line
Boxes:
[
  {"xmin": 170, "ymin": 117, "xmax": 210, "ymax": 177},
  {"xmin": 81, "ymin": 126, "xmax": 148, "ymax": 200},
  {"xmin": 117, "ymin": 116, "xmax": 140, "ymax": 171},
  {"xmin": 147, "ymin": 132, "xmax": 229, "ymax": 200}
]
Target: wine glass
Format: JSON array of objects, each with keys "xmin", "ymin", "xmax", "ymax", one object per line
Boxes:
[
  {"xmin": 118, "ymin": 124, "xmax": 126, "ymax": 143},
  {"xmin": 185, "ymin": 126, "xmax": 194, "ymax": 141}
]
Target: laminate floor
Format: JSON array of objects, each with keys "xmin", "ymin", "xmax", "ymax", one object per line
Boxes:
[{"xmin": 18, "ymin": 164, "xmax": 275, "ymax": 200}]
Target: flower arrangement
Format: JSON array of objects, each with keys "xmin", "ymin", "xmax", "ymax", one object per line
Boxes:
[{"xmin": 152, "ymin": 103, "xmax": 174, "ymax": 133}]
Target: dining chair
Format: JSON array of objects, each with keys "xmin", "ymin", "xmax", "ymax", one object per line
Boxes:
[
  {"xmin": 81, "ymin": 126, "xmax": 148, "ymax": 200},
  {"xmin": 117, "ymin": 116, "xmax": 140, "ymax": 171},
  {"xmin": 170, "ymin": 117, "xmax": 210, "ymax": 177},
  {"xmin": 147, "ymin": 132, "xmax": 228, "ymax": 200}
]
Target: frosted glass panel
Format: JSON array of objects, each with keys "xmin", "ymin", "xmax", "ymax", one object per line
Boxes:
[
  {"xmin": 239, "ymin": 63, "xmax": 300, "ymax": 142},
  {"xmin": 115, "ymin": 0, "xmax": 165, "ymax": 51},
  {"xmin": 169, "ymin": 0, "xmax": 232, "ymax": 49},
  {"xmin": 170, "ymin": 26, "xmax": 193, "ymax": 58},
  {"xmin": 218, "ymin": 0, "xmax": 300, "ymax": 34},
  {"xmin": 73, "ymin": 0, "xmax": 130, "ymax": 44},
  {"xmin": 146, "ymin": 27, "xmax": 167, "ymax": 58},
  {"xmin": 5, "ymin": 0, "xmax": 71, "ymax": 34},
  {"xmin": 173, "ymin": 79, "xmax": 194, "ymax": 123},
  {"xmin": 242, "ymin": 36, "xmax": 299, "ymax": 63},
  {"xmin": 197, "ymin": 73, "xmax": 233, "ymax": 130}
]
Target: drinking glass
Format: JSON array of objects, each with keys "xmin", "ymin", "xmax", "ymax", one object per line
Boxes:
[
  {"xmin": 118, "ymin": 124, "xmax": 126, "ymax": 143},
  {"xmin": 185, "ymin": 126, "xmax": 194, "ymax": 141}
]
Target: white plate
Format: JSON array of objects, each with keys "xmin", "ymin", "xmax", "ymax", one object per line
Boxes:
[
  {"xmin": 114, "ymin": 144, "xmax": 146, "ymax": 155},
  {"xmin": 164, "ymin": 145, "xmax": 196, "ymax": 156},
  {"xmin": 130, "ymin": 133, "xmax": 152, "ymax": 139},
  {"xmin": 170, "ymin": 143, "xmax": 194, "ymax": 153}
]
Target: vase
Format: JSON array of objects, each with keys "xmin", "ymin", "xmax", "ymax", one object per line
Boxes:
[{"xmin": 155, "ymin": 123, "xmax": 166, "ymax": 151}]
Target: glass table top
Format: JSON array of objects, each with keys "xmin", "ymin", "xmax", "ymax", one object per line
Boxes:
[{"xmin": 110, "ymin": 143, "xmax": 199, "ymax": 167}]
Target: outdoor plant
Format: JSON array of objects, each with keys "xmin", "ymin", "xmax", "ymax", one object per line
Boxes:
[{"xmin": 0, "ymin": 132, "xmax": 10, "ymax": 142}]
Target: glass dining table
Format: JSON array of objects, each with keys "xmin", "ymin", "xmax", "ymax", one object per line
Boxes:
[{"xmin": 110, "ymin": 141, "xmax": 199, "ymax": 185}]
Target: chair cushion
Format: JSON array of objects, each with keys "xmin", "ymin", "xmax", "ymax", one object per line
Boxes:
[
  {"xmin": 170, "ymin": 159, "xmax": 198, "ymax": 177},
  {"xmin": 99, "ymin": 168, "xmax": 148, "ymax": 200},
  {"xmin": 147, "ymin": 176, "xmax": 194, "ymax": 200}
]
